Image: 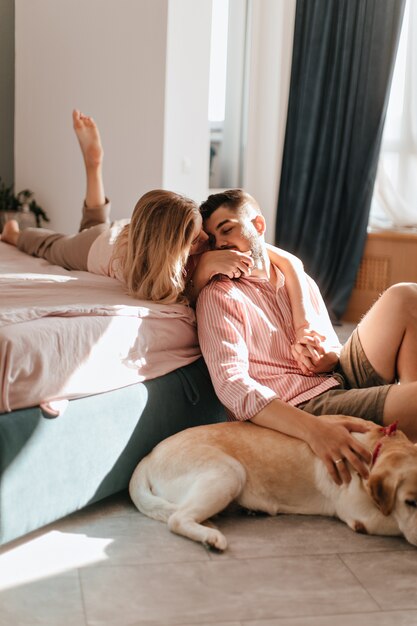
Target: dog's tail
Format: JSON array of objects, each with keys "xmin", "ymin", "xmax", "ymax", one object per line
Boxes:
[{"xmin": 129, "ymin": 458, "xmax": 177, "ymax": 522}]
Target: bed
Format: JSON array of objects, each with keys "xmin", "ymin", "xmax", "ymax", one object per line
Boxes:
[{"xmin": 0, "ymin": 242, "xmax": 226, "ymax": 545}]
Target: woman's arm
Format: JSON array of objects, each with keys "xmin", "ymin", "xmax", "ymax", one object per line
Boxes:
[
  {"xmin": 266, "ymin": 244, "xmax": 324, "ymax": 372},
  {"xmin": 186, "ymin": 249, "xmax": 253, "ymax": 303},
  {"xmin": 266, "ymin": 243, "xmax": 313, "ymax": 335},
  {"xmin": 266, "ymin": 244, "xmax": 341, "ymax": 374}
]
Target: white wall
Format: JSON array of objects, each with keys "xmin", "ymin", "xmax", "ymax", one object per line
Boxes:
[
  {"xmin": 243, "ymin": 0, "xmax": 296, "ymax": 241},
  {"xmin": 163, "ymin": 0, "xmax": 212, "ymax": 202},
  {"xmin": 0, "ymin": 0, "xmax": 14, "ymax": 186},
  {"xmin": 15, "ymin": 0, "xmax": 211, "ymax": 233},
  {"xmin": 14, "ymin": 0, "xmax": 294, "ymax": 236}
]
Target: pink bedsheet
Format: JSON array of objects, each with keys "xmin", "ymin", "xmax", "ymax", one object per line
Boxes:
[{"xmin": 0, "ymin": 242, "xmax": 201, "ymax": 412}]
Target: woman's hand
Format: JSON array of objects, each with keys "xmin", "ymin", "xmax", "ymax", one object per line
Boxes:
[
  {"xmin": 188, "ymin": 249, "xmax": 255, "ymax": 303},
  {"xmin": 305, "ymin": 414, "xmax": 373, "ymax": 485},
  {"xmin": 199, "ymin": 249, "xmax": 254, "ymax": 280},
  {"xmin": 292, "ymin": 327, "xmax": 339, "ymax": 375},
  {"xmin": 291, "ymin": 329, "xmax": 325, "ymax": 374}
]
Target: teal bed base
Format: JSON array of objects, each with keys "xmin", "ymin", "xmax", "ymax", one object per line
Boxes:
[{"xmin": 0, "ymin": 358, "xmax": 226, "ymax": 546}]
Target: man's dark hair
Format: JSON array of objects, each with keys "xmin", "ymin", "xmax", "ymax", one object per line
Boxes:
[{"xmin": 200, "ymin": 189, "xmax": 260, "ymax": 221}]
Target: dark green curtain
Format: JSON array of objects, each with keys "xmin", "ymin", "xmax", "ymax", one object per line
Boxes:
[{"xmin": 275, "ymin": 0, "xmax": 405, "ymax": 319}]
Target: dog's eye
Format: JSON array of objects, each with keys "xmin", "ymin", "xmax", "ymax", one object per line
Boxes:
[{"xmin": 405, "ymin": 499, "xmax": 417, "ymax": 508}]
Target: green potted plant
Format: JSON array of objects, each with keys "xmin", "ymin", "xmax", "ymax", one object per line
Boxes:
[{"xmin": 0, "ymin": 176, "xmax": 50, "ymax": 231}]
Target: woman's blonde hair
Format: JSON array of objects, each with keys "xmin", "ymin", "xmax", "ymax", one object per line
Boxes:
[{"xmin": 112, "ymin": 189, "xmax": 199, "ymax": 304}]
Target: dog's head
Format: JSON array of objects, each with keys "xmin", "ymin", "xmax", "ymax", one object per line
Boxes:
[{"xmin": 368, "ymin": 434, "xmax": 417, "ymax": 546}]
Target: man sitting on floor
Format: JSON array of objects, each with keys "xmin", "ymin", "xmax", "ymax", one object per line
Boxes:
[{"xmin": 197, "ymin": 189, "xmax": 417, "ymax": 485}]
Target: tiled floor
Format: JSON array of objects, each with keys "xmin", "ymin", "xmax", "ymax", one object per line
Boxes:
[
  {"xmin": 1, "ymin": 492, "xmax": 417, "ymax": 626},
  {"xmin": 2, "ymin": 321, "xmax": 417, "ymax": 626}
]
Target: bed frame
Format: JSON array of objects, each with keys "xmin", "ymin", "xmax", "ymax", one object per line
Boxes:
[{"xmin": 0, "ymin": 358, "xmax": 225, "ymax": 546}]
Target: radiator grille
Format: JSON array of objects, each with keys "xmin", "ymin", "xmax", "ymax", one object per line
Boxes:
[{"xmin": 355, "ymin": 256, "xmax": 391, "ymax": 292}]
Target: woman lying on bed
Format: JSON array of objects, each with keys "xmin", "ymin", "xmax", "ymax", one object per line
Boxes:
[
  {"xmin": 1, "ymin": 110, "xmax": 317, "ymax": 341},
  {"xmin": 1, "ymin": 110, "xmax": 256, "ymax": 305}
]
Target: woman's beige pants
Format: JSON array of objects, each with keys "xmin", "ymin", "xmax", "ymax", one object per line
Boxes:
[{"xmin": 17, "ymin": 200, "xmax": 111, "ymax": 271}]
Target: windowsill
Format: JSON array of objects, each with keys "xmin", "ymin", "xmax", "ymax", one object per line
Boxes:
[{"xmin": 367, "ymin": 226, "xmax": 417, "ymax": 242}]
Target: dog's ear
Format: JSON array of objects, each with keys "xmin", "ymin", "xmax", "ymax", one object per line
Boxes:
[{"xmin": 368, "ymin": 470, "xmax": 399, "ymax": 516}]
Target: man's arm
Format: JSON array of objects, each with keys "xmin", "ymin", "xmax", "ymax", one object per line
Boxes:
[
  {"xmin": 197, "ymin": 284, "xmax": 370, "ymax": 484},
  {"xmin": 197, "ymin": 283, "xmax": 278, "ymax": 421},
  {"xmin": 251, "ymin": 399, "xmax": 370, "ymax": 485}
]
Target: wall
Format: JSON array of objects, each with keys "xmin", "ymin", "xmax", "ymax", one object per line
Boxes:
[
  {"xmin": 243, "ymin": 0, "xmax": 296, "ymax": 241},
  {"xmin": 163, "ymin": 0, "xmax": 211, "ymax": 202},
  {"xmin": 15, "ymin": 0, "xmax": 211, "ymax": 233},
  {"xmin": 14, "ymin": 0, "xmax": 293, "ymax": 234},
  {"xmin": 0, "ymin": 0, "xmax": 14, "ymax": 186}
]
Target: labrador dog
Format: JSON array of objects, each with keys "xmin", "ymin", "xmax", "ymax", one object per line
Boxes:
[{"xmin": 129, "ymin": 418, "xmax": 417, "ymax": 551}]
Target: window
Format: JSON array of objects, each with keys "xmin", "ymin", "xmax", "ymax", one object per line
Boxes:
[
  {"xmin": 208, "ymin": 0, "xmax": 229, "ymax": 126},
  {"xmin": 370, "ymin": 0, "xmax": 417, "ymax": 229},
  {"xmin": 208, "ymin": 0, "xmax": 249, "ymax": 190}
]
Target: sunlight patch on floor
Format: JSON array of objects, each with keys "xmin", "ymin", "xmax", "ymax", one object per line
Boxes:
[{"xmin": 0, "ymin": 530, "xmax": 113, "ymax": 591}]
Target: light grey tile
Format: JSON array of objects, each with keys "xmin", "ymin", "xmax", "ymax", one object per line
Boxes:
[
  {"xmin": 335, "ymin": 322, "xmax": 356, "ymax": 344},
  {"xmin": 59, "ymin": 513, "xmax": 211, "ymax": 566},
  {"xmin": 0, "ymin": 492, "xmax": 136, "ymax": 557},
  {"xmin": 245, "ymin": 611, "xmax": 417, "ymax": 626},
  {"xmin": 128, "ymin": 622, "xmax": 242, "ymax": 626},
  {"xmin": 341, "ymin": 551, "xmax": 417, "ymax": 610},
  {"xmin": 0, "ymin": 571, "xmax": 85, "ymax": 626},
  {"xmin": 208, "ymin": 513, "xmax": 411, "ymax": 560},
  {"xmin": 80, "ymin": 555, "xmax": 378, "ymax": 625},
  {"xmin": 19, "ymin": 491, "xmax": 210, "ymax": 567},
  {"xmin": 56, "ymin": 491, "xmax": 138, "ymax": 529},
  {"xmin": 173, "ymin": 623, "xmax": 241, "ymax": 626}
]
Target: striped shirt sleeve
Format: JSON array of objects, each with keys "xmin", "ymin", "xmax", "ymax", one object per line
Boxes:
[{"xmin": 197, "ymin": 284, "xmax": 278, "ymax": 421}]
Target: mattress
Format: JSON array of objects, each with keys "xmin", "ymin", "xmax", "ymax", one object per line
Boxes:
[{"xmin": 0, "ymin": 242, "xmax": 201, "ymax": 412}]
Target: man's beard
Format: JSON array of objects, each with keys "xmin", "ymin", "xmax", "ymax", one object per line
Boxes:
[{"xmin": 241, "ymin": 223, "xmax": 265, "ymax": 270}]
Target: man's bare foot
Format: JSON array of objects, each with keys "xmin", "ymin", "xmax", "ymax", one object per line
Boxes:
[
  {"xmin": 1, "ymin": 220, "xmax": 20, "ymax": 246},
  {"xmin": 72, "ymin": 109, "xmax": 103, "ymax": 169}
]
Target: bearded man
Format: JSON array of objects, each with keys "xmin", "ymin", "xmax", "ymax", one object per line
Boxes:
[{"xmin": 197, "ymin": 189, "xmax": 417, "ymax": 485}]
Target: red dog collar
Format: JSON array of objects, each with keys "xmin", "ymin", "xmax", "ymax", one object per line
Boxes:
[{"xmin": 371, "ymin": 420, "xmax": 399, "ymax": 467}]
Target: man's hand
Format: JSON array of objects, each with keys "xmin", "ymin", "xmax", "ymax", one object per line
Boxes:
[
  {"xmin": 305, "ymin": 414, "xmax": 373, "ymax": 485},
  {"xmin": 251, "ymin": 400, "xmax": 372, "ymax": 487},
  {"xmin": 291, "ymin": 328, "xmax": 339, "ymax": 375}
]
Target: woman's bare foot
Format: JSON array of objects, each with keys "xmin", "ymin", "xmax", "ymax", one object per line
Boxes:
[
  {"xmin": 72, "ymin": 109, "xmax": 103, "ymax": 169},
  {"xmin": 1, "ymin": 220, "xmax": 20, "ymax": 246},
  {"xmin": 73, "ymin": 109, "xmax": 106, "ymax": 207}
]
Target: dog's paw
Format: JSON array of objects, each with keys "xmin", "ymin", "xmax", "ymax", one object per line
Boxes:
[
  {"xmin": 353, "ymin": 520, "xmax": 368, "ymax": 534},
  {"xmin": 239, "ymin": 507, "xmax": 263, "ymax": 516},
  {"xmin": 203, "ymin": 529, "xmax": 227, "ymax": 552}
]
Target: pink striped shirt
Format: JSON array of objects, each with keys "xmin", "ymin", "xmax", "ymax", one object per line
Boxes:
[{"xmin": 196, "ymin": 268, "xmax": 339, "ymax": 421}]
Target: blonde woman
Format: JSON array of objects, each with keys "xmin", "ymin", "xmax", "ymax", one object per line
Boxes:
[
  {"xmin": 1, "ymin": 110, "xmax": 253, "ymax": 305},
  {"xmin": 2, "ymin": 109, "xmax": 317, "ymax": 347}
]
